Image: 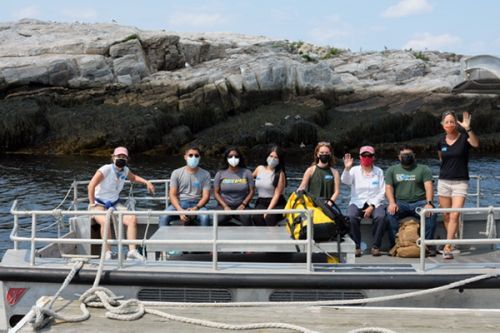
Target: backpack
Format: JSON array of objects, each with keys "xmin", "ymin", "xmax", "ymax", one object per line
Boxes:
[
  {"xmin": 389, "ymin": 216, "xmax": 422, "ymax": 258},
  {"xmin": 284, "ymin": 191, "xmax": 350, "ymax": 242}
]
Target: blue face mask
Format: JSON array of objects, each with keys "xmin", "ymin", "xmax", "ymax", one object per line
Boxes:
[{"xmin": 187, "ymin": 156, "xmax": 200, "ymax": 168}]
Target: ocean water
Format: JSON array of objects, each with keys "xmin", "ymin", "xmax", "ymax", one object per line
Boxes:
[{"xmin": 1, "ymin": 153, "xmax": 499, "ymax": 257}]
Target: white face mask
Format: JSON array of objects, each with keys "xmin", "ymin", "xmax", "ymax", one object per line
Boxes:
[
  {"xmin": 186, "ymin": 156, "xmax": 200, "ymax": 168},
  {"xmin": 267, "ymin": 157, "xmax": 279, "ymax": 168},
  {"xmin": 227, "ymin": 156, "xmax": 240, "ymax": 167}
]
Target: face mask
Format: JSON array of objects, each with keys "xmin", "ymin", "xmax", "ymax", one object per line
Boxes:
[
  {"xmin": 318, "ymin": 154, "xmax": 331, "ymax": 164},
  {"xmin": 267, "ymin": 157, "xmax": 279, "ymax": 168},
  {"xmin": 227, "ymin": 156, "xmax": 240, "ymax": 167},
  {"xmin": 187, "ymin": 156, "xmax": 200, "ymax": 168},
  {"xmin": 400, "ymin": 154, "xmax": 415, "ymax": 167},
  {"xmin": 360, "ymin": 156, "xmax": 374, "ymax": 167},
  {"xmin": 114, "ymin": 158, "xmax": 127, "ymax": 168}
]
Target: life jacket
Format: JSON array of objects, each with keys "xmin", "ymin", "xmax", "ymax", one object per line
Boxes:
[{"xmin": 284, "ymin": 191, "xmax": 350, "ymax": 242}]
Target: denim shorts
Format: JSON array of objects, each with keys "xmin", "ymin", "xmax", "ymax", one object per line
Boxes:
[{"xmin": 437, "ymin": 179, "xmax": 468, "ymax": 197}]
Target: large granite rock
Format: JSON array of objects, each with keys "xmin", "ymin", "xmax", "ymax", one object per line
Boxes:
[{"xmin": 1, "ymin": 19, "xmax": 499, "ymax": 156}]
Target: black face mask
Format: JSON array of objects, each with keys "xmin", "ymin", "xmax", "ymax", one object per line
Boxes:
[
  {"xmin": 319, "ymin": 154, "xmax": 331, "ymax": 164},
  {"xmin": 400, "ymin": 154, "xmax": 415, "ymax": 167},
  {"xmin": 115, "ymin": 158, "xmax": 127, "ymax": 168}
]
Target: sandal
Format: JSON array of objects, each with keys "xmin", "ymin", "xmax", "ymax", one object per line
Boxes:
[{"xmin": 442, "ymin": 244, "xmax": 454, "ymax": 259}]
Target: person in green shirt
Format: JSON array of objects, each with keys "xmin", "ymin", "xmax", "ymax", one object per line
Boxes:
[
  {"xmin": 298, "ymin": 141, "xmax": 340, "ymax": 204},
  {"xmin": 385, "ymin": 146, "xmax": 437, "ymax": 255}
]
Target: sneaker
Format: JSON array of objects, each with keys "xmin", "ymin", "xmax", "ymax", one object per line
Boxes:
[
  {"xmin": 355, "ymin": 249, "xmax": 362, "ymax": 257},
  {"xmin": 428, "ymin": 246, "xmax": 437, "ymax": 257},
  {"xmin": 127, "ymin": 249, "xmax": 145, "ymax": 261},
  {"xmin": 442, "ymin": 251, "xmax": 454, "ymax": 260},
  {"xmin": 104, "ymin": 250, "xmax": 113, "ymax": 260},
  {"xmin": 370, "ymin": 247, "xmax": 381, "ymax": 257}
]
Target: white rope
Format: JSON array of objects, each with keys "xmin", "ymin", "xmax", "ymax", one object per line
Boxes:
[
  {"xmin": 348, "ymin": 328, "xmax": 397, "ymax": 333},
  {"xmin": 53, "ymin": 183, "xmax": 75, "ymax": 210},
  {"xmin": 141, "ymin": 209, "xmax": 152, "ymax": 250},
  {"xmin": 31, "ymin": 260, "xmax": 87, "ymax": 329},
  {"xmin": 145, "ymin": 308, "xmax": 320, "ymax": 333}
]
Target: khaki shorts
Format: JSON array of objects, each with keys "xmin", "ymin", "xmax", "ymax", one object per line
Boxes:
[{"xmin": 437, "ymin": 179, "xmax": 468, "ymax": 197}]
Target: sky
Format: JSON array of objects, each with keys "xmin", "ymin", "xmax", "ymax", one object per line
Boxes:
[{"xmin": 2, "ymin": 0, "xmax": 500, "ymax": 56}]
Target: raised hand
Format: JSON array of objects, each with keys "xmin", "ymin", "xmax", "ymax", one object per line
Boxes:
[
  {"xmin": 343, "ymin": 153, "xmax": 354, "ymax": 170},
  {"xmin": 457, "ymin": 111, "xmax": 472, "ymax": 130}
]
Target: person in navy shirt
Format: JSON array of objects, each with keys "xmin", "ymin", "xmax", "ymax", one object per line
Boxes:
[{"xmin": 437, "ymin": 111, "xmax": 479, "ymax": 259}]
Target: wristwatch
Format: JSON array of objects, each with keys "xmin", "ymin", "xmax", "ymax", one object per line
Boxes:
[{"xmin": 466, "ymin": 128, "xmax": 473, "ymax": 133}]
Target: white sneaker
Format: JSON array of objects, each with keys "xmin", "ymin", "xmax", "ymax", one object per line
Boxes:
[
  {"xmin": 104, "ymin": 250, "xmax": 113, "ymax": 260},
  {"xmin": 127, "ymin": 249, "xmax": 145, "ymax": 261}
]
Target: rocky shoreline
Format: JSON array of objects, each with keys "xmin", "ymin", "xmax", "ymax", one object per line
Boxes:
[{"xmin": 1, "ymin": 19, "xmax": 500, "ymax": 157}]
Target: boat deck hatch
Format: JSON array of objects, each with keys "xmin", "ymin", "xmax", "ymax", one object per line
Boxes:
[{"xmin": 137, "ymin": 288, "xmax": 232, "ymax": 302}]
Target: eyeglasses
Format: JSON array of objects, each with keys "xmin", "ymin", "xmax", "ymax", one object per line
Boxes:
[{"xmin": 188, "ymin": 154, "xmax": 200, "ymax": 158}]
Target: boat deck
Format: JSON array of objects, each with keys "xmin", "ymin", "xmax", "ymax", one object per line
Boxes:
[
  {"xmin": 17, "ymin": 299, "xmax": 500, "ymax": 333},
  {"xmin": 2, "ymin": 247, "xmax": 500, "ymax": 276}
]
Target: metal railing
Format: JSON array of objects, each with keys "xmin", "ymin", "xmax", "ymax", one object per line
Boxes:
[
  {"xmin": 70, "ymin": 179, "xmax": 171, "ymax": 210},
  {"xmin": 70, "ymin": 175, "xmax": 485, "ymax": 210},
  {"xmin": 9, "ymin": 200, "xmax": 318, "ymax": 272},
  {"xmin": 418, "ymin": 206, "xmax": 500, "ymax": 272}
]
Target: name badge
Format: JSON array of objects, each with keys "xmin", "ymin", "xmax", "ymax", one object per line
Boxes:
[
  {"xmin": 324, "ymin": 175, "xmax": 333, "ymax": 180},
  {"xmin": 441, "ymin": 147, "xmax": 448, "ymax": 152}
]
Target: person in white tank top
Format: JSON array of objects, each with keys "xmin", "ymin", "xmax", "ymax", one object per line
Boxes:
[
  {"xmin": 252, "ymin": 145, "xmax": 287, "ymax": 226},
  {"xmin": 87, "ymin": 147, "xmax": 155, "ymax": 260}
]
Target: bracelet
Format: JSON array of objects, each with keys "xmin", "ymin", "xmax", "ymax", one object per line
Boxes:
[
  {"xmin": 466, "ymin": 128, "xmax": 472, "ymax": 133},
  {"xmin": 427, "ymin": 201, "xmax": 435, "ymax": 207},
  {"xmin": 241, "ymin": 202, "xmax": 247, "ymax": 207}
]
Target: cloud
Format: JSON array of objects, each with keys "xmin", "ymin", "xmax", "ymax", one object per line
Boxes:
[
  {"xmin": 307, "ymin": 15, "xmax": 352, "ymax": 46},
  {"xmin": 403, "ymin": 33, "xmax": 461, "ymax": 51},
  {"xmin": 167, "ymin": 11, "xmax": 227, "ymax": 30},
  {"xmin": 12, "ymin": 5, "xmax": 41, "ymax": 20},
  {"xmin": 382, "ymin": 0, "xmax": 433, "ymax": 18},
  {"xmin": 60, "ymin": 8, "xmax": 98, "ymax": 21}
]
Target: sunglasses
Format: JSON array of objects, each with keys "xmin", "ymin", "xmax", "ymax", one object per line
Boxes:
[{"xmin": 188, "ymin": 154, "xmax": 200, "ymax": 158}]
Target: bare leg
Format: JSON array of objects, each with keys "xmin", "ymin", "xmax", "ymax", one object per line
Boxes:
[
  {"xmin": 123, "ymin": 215, "xmax": 137, "ymax": 251},
  {"xmin": 439, "ymin": 195, "xmax": 452, "ymax": 233},
  {"xmin": 444, "ymin": 196, "xmax": 466, "ymax": 252},
  {"xmin": 92, "ymin": 206, "xmax": 112, "ymax": 252}
]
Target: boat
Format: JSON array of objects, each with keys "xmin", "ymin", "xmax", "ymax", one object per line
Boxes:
[
  {"xmin": 2, "ymin": 177, "xmax": 500, "ymax": 332},
  {"xmin": 452, "ymin": 54, "xmax": 500, "ymax": 94}
]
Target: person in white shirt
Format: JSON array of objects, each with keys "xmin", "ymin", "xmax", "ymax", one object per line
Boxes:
[
  {"xmin": 341, "ymin": 146, "xmax": 386, "ymax": 257},
  {"xmin": 88, "ymin": 146, "xmax": 155, "ymax": 261}
]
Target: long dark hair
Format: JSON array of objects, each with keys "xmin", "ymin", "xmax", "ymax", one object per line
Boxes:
[
  {"xmin": 263, "ymin": 144, "xmax": 287, "ymax": 187},
  {"xmin": 222, "ymin": 146, "xmax": 247, "ymax": 169}
]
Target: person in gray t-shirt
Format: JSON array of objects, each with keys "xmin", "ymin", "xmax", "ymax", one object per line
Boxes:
[
  {"xmin": 159, "ymin": 147, "xmax": 211, "ymax": 227},
  {"xmin": 214, "ymin": 147, "xmax": 255, "ymax": 226}
]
